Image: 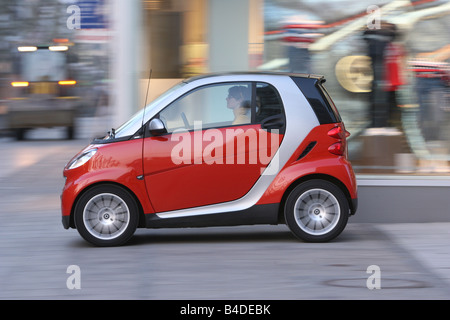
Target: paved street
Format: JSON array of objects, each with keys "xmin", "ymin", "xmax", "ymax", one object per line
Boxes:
[{"xmin": 0, "ymin": 130, "xmax": 450, "ymax": 300}]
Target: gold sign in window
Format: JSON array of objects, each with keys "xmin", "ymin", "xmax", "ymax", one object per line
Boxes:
[{"xmin": 335, "ymin": 55, "xmax": 373, "ymax": 93}]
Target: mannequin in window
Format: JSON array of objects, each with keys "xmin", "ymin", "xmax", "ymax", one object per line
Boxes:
[{"xmin": 226, "ymin": 86, "xmax": 251, "ymax": 125}]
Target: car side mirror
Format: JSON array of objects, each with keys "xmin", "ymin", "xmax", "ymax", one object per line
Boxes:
[{"xmin": 148, "ymin": 118, "xmax": 167, "ymax": 136}]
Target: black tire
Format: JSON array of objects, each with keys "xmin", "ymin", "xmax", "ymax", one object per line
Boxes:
[
  {"xmin": 284, "ymin": 179, "xmax": 349, "ymax": 242},
  {"xmin": 74, "ymin": 184, "xmax": 139, "ymax": 247}
]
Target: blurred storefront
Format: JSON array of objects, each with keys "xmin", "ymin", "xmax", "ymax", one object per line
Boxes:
[
  {"xmin": 108, "ymin": 0, "xmax": 266, "ymax": 138},
  {"xmin": 123, "ymin": 0, "xmax": 450, "ymax": 178},
  {"xmin": 1, "ymin": 0, "xmax": 449, "ymax": 179}
]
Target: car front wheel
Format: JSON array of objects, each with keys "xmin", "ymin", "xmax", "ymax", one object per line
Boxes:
[
  {"xmin": 74, "ymin": 184, "xmax": 139, "ymax": 246},
  {"xmin": 284, "ymin": 180, "xmax": 349, "ymax": 242}
]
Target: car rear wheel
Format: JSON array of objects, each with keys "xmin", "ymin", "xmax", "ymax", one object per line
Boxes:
[
  {"xmin": 284, "ymin": 180, "xmax": 349, "ymax": 242},
  {"xmin": 74, "ymin": 184, "xmax": 139, "ymax": 246}
]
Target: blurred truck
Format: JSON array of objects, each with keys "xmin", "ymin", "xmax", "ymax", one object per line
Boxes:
[{"xmin": 6, "ymin": 43, "xmax": 79, "ymax": 140}]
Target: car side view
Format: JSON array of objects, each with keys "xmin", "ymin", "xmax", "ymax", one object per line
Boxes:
[{"xmin": 61, "ymin": 72, "xmax": 358, "ymax": 246}]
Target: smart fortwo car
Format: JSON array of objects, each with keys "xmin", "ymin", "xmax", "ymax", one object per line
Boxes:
[{"xmin": 61, "ymin": 72, "xmax": 358, "ymax": 246}]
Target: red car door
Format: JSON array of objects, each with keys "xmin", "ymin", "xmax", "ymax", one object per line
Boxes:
[{"xmin": 143, "ymin": 82, "xmax": 284, "ymax": 213}]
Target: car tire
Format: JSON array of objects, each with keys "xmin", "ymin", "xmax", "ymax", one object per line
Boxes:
[
  {"xmin": 284, "ymin": 179, "xmax": 349, "ymax": 242},
  {"xmin": 74, "ymin": 184, "xmax": 139, "ymax": 247}
]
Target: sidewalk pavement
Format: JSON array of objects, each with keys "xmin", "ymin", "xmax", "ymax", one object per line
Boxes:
[{"xmin": 372, "ymin": 222, "xmax": 450, "ymax": 287}]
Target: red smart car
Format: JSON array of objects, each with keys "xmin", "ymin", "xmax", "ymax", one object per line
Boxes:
[{"xmin": 61, "ymin": 72, "xmax": 358, "ymax": 246}]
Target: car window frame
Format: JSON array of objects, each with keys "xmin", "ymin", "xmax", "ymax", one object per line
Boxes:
[
  {"xmin": 149, "ymin": 81, "xmax": 286, "ymax": 136},
  {"xmin": 254, "ymin": 81, "xmax": 286, "ymax": 126}
]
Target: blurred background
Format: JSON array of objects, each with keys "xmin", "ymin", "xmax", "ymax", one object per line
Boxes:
[
  {"xmin": 1, "ymin": 1, "xmax": 450, "ymax": 301},
  {"xmin": 0, "ymin": 0, "xmax": 449, "ymax": 176}
]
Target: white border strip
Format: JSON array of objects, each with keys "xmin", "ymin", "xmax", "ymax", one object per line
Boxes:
[{"xmin": 357, "ymin": 175, "xmax": 450, "ymax": 187}]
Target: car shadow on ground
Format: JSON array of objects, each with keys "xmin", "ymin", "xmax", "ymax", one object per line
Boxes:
[
  {"xmin": 130, "ymin": 229, "xmax": 294, "ymax": 245},
  {"xmin": 67, "ymin": 224, "xmax": 368, "ymax": 248},
  {"xmin": 127, "ymin": 224, "xmax": 365, "ymax": 246}
]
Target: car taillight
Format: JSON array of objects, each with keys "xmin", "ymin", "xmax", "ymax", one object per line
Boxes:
[
  {"xmin": 327, "ymin": 125, "xmax": 350, "ymax": 156},
  {"xmin": 328, "ymin": 126, "xmax": 350, "ymax": 139},
  {"xmin": 328, "ymin": 142, "xmax": 344, "ymax": 155}
]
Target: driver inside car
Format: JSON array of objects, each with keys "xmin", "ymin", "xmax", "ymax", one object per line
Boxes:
[{"xmin": 226, "ymin": 85, "xmax": 251, "ymax": 125}]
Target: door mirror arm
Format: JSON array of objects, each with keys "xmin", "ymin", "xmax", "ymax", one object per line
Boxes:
[{"xmin": 148, "ymin": 118, "xmax": 167, "ymax": 136}]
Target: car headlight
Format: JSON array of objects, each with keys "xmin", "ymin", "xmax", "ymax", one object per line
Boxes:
[{"xmin": 67, "ymin": 149, "xmax": 97, "ymax": 170}]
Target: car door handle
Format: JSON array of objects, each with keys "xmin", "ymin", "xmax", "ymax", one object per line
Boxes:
[{"xmin": 261, "ymin": 114, "xmax": 285, "ymax": 130}]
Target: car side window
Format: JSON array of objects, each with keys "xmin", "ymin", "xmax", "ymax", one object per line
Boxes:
[
  {"xmin": 157, "ymin": 82, "xmax": 252, "ymax": 133},
  {"xmin": 255, "ymin": 82, "xmax": 284, "ymax": 123}
]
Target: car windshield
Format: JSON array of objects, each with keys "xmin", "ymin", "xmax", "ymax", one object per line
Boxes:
[
  {"xmin": 22, "ymin": 49, "xmax": 67, "ymax": 81},
  {"xmin": 111, "ymin": 81, "xmax": 185, "ymax": 139}
]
